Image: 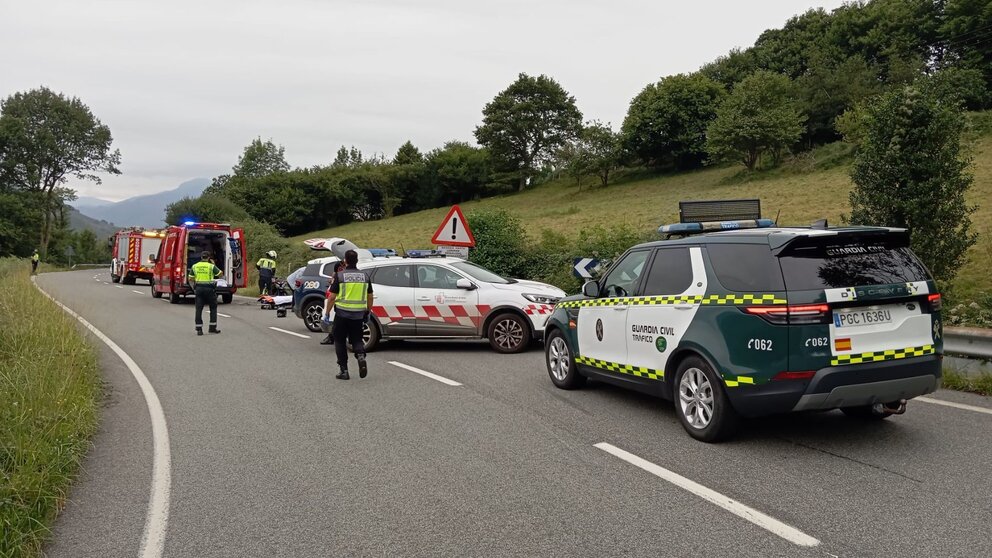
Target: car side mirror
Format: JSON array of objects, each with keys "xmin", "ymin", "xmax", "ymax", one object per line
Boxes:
[
  {"xmin": 148, "ymin": 255, "xmax": 157, "ymax": 263},
  {"xmin": 582, "ymin": 281, "xmax": 600, "ymax": 297},
  {"xmin": 456, "ymin": 278, "xmax": 477, "ymax": 290}
]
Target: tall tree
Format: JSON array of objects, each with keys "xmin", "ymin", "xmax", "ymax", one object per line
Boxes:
[
  {"xmin": 0, "ymin": 87, "xmax": 121, "ymax": 255},
  {"xmin": 561, "ymin": 121, "xmax": 623, "ymax": 187},
  {"xmin": 940, "ymin": 0, "xmax": 992, "ymax": 96},
  {"xmin": 232, "ymin": 137, "xmax": 290, "ymax": 178},
  {"xmin": 621, "ymin": 73, "xmax": 725, "ymax": 169},
  {"xmin": 474, "ymin": 73, "xmax": 582, "ymax": 191},
  {"xmin": 705, "ymin": 71, "xmax": 804, "ymax": 171},
  {"xmin": 393, "ymin": 141, "xmax": 423, "ymax": 165},
  {"xmin": 847, "ymin": 85, "xmax": 976, "ymax": 283}
]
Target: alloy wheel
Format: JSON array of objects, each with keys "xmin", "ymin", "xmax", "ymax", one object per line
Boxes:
[
  {"xmin": 494, "ymin": 318, "xmax": 524, "ymax": 350},
  {"xmin": 678, "ymin": 367, "xmax": 714, "ymax": 429},
  {"xmin": 548, "ymin": 336, "xmax": 570, "ymax": 381}
]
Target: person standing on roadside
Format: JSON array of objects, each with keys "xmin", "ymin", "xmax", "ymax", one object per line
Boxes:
[
  {"xmin": 320, "ymin": 260, "xmax": 347, "ymax": 345},
  {"xmin": 31, "ymin": 249, "xmax": 40, "ymax": 274},
  {"xmin": 256, "ymin": 250, "xmax": 278, "ymax": 295},
  {"xmin": 188, "ymin": 251, "xmax": 223, "ymax": 336},
  {"xmin": 324, "ymin": 250, "xmax": 373, "ymax": 380}
]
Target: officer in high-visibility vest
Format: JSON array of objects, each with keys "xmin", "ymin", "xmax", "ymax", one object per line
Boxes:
[
  {"xmin": 324, "ymin": 249, "xmax": 374, "ymax": 380},
  {"xmin": 188, "ymin": 251, "xmax": 223, "ymax": 336},
  {"xmin": 256, "ymin": 250, "xmax": 277, "ymax": 295},
  {"xmin": 30, "ymin": 249, "xmax": 40, "ymax": 274}
]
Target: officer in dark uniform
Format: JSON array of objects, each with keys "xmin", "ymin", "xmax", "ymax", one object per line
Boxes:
[
  {"xmin": 324, "ymin": 250, "xmax": 373, "ymax": 380},
  {"xmin": 188, "ymin": 251, "xmax": 223, "ymax": 336}
]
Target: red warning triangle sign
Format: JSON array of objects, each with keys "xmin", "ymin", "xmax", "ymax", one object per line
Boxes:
[{"xmin": 431, "ymin": 205, "xmax": 476, "ymax": 247}]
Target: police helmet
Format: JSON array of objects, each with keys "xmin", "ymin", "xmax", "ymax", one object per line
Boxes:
[{"xmin": 266, "ymin": 250, "xmax": 277, "ymax": 259}]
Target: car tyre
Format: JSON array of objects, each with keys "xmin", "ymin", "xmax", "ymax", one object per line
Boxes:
[
  {"xmin": 673, "ymin": 356, "xmax": 739, "ymax": 443},
  {"xmin": 363, "ymin": 320, "xmax": 380, "ymax": 352},
  {"xmin": 546, "ymin": 329, "xmax": 585, "ymax": 389},
  {"xmin": 221, "ymin": 293, "xmax": 233, "ymax": 304},
  {"xmin": 169, "ymin": 292, "xmax": 180, "ymax": 304},
  {"xmin": 302, "ymin": 299, "xmax": 324, "ymax": 332},
  {"xmin": 151, "ymin": 282, "xmax": 162, "ymax": 299},
  {"xmin": 111, "ymin": 274, "xmax": 121, "ymax": 283},
  {"xmin": 487, "ymin": 312, "xmax": 530, "ymax": 354}
]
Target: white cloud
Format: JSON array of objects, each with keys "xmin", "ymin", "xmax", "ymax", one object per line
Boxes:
[{"xmin": 1, "ymin": 0, "xmax": 847, "ymax": 200}]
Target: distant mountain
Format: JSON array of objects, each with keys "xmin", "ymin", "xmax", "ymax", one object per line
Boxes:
[
  {"xmin": 75, "ymin": 178, "xmax": 210, "ymax": 229},
  {"xmin": 68, "ymin": 207, "xmax": 119, "ymax": 239},
  {"xmin": 72, "ymin": 196, "xmax": 115, "ymax": 210}
]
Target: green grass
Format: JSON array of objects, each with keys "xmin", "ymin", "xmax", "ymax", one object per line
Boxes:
[
  {"xmin": 941, "ymin": 367, "xmax": 992, "ymax": 397},
  {"xmin": 295, "ymin": 137, "xmax": 992, "ymax": 301},
  {"xmin": 0, "ymin": 259, "xmax": 102, "ymax": 558}
]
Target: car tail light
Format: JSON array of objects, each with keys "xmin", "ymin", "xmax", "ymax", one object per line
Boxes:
[
  {"xmin": 744, "ymin": 304, "xmax": 830, "ymax": 325},
  {"xmin": 927, "ymin": 293, "xmax": 942, "ymax": 312},
  {"xmin": 773, "ymin": 371, "xmax": 816, "ymax": 381},
  {"xmin": 295, "ymin": 279, "xmax": 302, "ymax": 287}
]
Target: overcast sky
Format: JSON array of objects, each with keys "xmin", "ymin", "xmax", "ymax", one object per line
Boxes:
[{"xmin": 2, "ymin": 0, "xmax": 847, "ymax": 202}]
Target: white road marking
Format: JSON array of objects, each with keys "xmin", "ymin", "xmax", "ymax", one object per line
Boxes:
[
  {"xmin": 388, "ymin": 361, "xmax": 462, "ymax": 386},
  {"xmin": 33, "ymin": 277, "xmax": 170, "ymax": 558},
  {"xmin": 104, "ymin": 282, "xmax": 110, "ymax": 285},
  {"xmin": 132, "ymin": 290, "xmax": 144, "ymax": 294},
  {"xmin": 217, "ymin": 313, "xmax": 231, "ymax": 318},
  {"xmin": 918, "ymin": 396, "xmax": 992, "ymax": 416},
  {"xmin": 594, "ymin": 442, "xmax": 820, "ymax": 548},
  {"xmin": 268, "ymin": 326, "xmax": 310, "ymax": 339},
  {"xmin": 116, "ymin": 285, "xmax": 124, "ymax": 289}
]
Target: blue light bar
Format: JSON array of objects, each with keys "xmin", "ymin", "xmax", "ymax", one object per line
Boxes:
[
  {"xmin": 659, "ymin": 219, "xmax": 775, "ymax": 234},
  {"xmin": 183, "ymin": 221, "xmax": 197, "ymax": 226}
]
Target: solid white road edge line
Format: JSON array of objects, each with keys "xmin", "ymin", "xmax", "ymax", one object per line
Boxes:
[
  {"xmin": 217, "ymin": 313, "xmax": 231, "ymax": 318},
  {"xmin": 268, "ymin": 326, "xmax": 310, "ymax": 339},
  {"xmin": 594, "ymin": 442, "xmax": 820, "ymax": 548},
  {"xmin": 388, "ymin": 361, "xmax": 463, "ymax": 386},
  {"xmin": 917, "ymin": 396, "xmax": 992, "ymax": 416},
  {"xmin": 32, "ymin": 277, "xmax": 170, "ymax": 558}
]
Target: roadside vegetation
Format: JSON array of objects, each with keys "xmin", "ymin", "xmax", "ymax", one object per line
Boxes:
[
  {"xmin": 0, "ymin": 258, "xmax": 102, "ymax": 558},
  {"xmin": 941, "ymin": 367, "xmax": 992, "ymax": 397}
]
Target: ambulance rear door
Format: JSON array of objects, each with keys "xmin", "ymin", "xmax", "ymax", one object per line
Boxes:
[{"xmin": 231, "ymin": 228, "xmax": 247, "ymax": 288}]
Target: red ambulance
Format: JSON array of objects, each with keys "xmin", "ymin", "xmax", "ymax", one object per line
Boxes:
[{"xmin": 150, "ymin": 222, "xmax": 247, "ymax": 304}]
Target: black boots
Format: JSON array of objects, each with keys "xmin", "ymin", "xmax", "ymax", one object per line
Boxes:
[
  {"xmin": 336, "ymin": 368, "xmax": 350, "ymax": 380},
  {"xmin": 196, "ymin": 328, "xmax": 203, "ymax": 336},
  {"xmin": 357, "ymin": 355, "xmax": 368, "ymax": 378},
  {"xmin": 209, "ymin": 327, "xmax": 220, "ymax": 334},
  {"xmin": 320, "ymin": 334, "xmax": 333, "ymax": 345}
]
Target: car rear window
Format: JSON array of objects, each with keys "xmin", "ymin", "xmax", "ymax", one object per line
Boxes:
[
  {"xmin": 776, "ymin": 235, "xmax": 930, "ymax": 290},
  {"xmin": 303, "ymin": 263, "xmax": 322, "ymax": 276},
  {"xmin": 707, "ymin": 244, "xmax": 785, "ymax": 292}
]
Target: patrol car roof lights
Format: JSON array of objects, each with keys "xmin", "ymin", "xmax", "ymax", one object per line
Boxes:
[
  {"xmin": 658, "ymin": 219, "xmax": 775, "ymax": 235},
  {"xmin": 660, "ymin": 199, "xmax": 773, "ymax": 236},
  {"xmin": 743, "ymin": 303, "xmax": 831, "ymax": 325}
]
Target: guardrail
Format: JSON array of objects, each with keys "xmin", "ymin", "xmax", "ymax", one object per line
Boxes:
[
  {"xmin": 70, "ymin": 263, "xmax": 109, "ymax": 269},
  {"xmin": 944, "ymin": 326, "xmax": 992, "ymax": 360}
]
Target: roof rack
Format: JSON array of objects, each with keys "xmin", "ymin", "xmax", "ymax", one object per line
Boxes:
[{"xmin": 659, "ymin": 199, "xmax": 772, "ymax": 237}]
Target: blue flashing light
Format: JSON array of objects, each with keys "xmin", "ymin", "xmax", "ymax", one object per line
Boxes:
[
  {"xmin": 183, "ymin": 221, "xmax": 197, "ymax": 226},
  {"xmin": 658, "ymin": 219, "xmax": 775, "ymax": 235}
]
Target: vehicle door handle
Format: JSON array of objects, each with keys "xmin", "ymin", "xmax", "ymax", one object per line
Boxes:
[
  {"xmin": 675, "ymin": 305, "xmax": 693, "ymax": 310},
  {"xmin": 613, "ymin": 305, "xmax": 628, "ymax": 311},
  {"xmin": 417, "ymin": 297, "xmax": 430, "ymax": 301}
]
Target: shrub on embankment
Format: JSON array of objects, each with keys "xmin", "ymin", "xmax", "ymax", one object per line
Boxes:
[{"xmin": 0, "ymin": 258, "xmax": 102, "ymax": 558}]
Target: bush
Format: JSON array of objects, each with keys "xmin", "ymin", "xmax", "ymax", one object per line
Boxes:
[{"xmin": 466, "ymin": 209, "xmax": 528, "ymax": 277}]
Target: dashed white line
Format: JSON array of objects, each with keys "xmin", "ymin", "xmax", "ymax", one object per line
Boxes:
[
  {"xmin": 217, "ymin": 312, "xmax": 231, "ymax": 318},
  {"xmin": 33, "ymin": 277, "xmax": 171, "ymax": 558},
  {"xmin": 132, "ymin": 290, "xmax": 144, "ymax": 294},
  {"xmin": 388, "ymin": 361, "xmax": 462, "ymax": 386},
  {"xmin": 268, "ymin": 326, "xmax": 310, "ymax": 339},
  {"xmin": 116, "ymin": 285, "xmax": 124, "ymax": 289},
  {"xmin": 918, "ymin": 396, "xmax": 992, "ymax": 416},
  {"xmin": 594, "ymin": 442, "xmax": 820, "ymax": 548}
]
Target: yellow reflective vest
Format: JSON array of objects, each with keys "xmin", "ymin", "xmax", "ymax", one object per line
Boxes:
[{"xmin": 189, "ymin": 261, "xmax": 222, "ymax": 284}]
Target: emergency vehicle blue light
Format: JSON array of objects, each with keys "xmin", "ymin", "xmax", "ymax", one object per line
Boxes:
[
  {"xmin": 183, "ymin": 221, "xmax": 197, "ymax": 226},
  {"xmin": 405, "ymin": 249, "xmax": 437, "ymax": 258},
  {"xmin": 658, "ymin": 219, "xmax": 775, "ymax": 234}
]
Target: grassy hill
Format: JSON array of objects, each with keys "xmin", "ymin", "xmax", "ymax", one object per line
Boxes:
[{"xmin": 293, "ymin": 138, "xmax": 992, "ymax": 301}]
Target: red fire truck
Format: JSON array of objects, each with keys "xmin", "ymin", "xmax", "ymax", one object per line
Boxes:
[
  {"xmin": 150, "ymin": 222, "xmax": 247, "ymax": 304},
  {"xmin": 111, "ymin": 228, "xmax": 165, "ymax": 285}
]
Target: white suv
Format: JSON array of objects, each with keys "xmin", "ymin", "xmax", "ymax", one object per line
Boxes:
[{"xmin": 333, "ymin": 257, "xmax": 566, "ymax": 353}]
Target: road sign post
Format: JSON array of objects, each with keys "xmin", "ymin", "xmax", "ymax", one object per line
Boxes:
[{"xmin": 432, "ymin": 205, "xmax": 476, "ymax": 255}]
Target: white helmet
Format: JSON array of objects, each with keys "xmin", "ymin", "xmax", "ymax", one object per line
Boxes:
[{"xmin": 266, "ymin": 250, "xmax": 277, "ymax": 259}]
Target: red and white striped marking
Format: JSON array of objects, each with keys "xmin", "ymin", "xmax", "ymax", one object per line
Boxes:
[
  {"xmin": 523, "ymin": 304, "xmax": 554, "ymax": 316},
  {"xmin": 373, "ymin": 304, "xmax": 492, "ymax": 328}
]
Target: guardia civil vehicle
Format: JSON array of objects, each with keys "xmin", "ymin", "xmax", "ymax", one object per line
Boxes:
[{"xmin": 544, "ymin": 200, "xmax": 943, "ymax": 442}]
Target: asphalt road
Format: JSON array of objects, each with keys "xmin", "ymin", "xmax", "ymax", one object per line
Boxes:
[{"xmin": 37, "ymin": 269, "xmax": 992, "ymax": 557}]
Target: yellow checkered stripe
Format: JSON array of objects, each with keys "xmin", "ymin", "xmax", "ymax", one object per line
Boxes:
[
  {"xmin": 575, "ymin": 355, "xmax": 664, "ymax": 381},
  {"xmin": 557, "ymin": 293, "xmax": 786, "ymax": 308},
  {"xmin": 831, "ymin": 345, "xmax": 935, "ymax": 366},
  {"xmin": 724, "ymin": 376, "xmax": 756, "ymax": 387}
]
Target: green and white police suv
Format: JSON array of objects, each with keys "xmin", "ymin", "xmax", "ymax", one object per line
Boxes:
[{"xmin": 544, "ymin": 200, "xmax": 943, "ymax": 442}]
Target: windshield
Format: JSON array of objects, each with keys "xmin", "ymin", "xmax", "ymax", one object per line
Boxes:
[{"xmin": 448, "ymin": 260, "xmax": 511, "ymax": 284}]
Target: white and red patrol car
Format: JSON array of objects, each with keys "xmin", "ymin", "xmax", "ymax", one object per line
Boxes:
[{"xmin": 299, "ymin": 252, "xmax": 566, "ymax": 353}]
